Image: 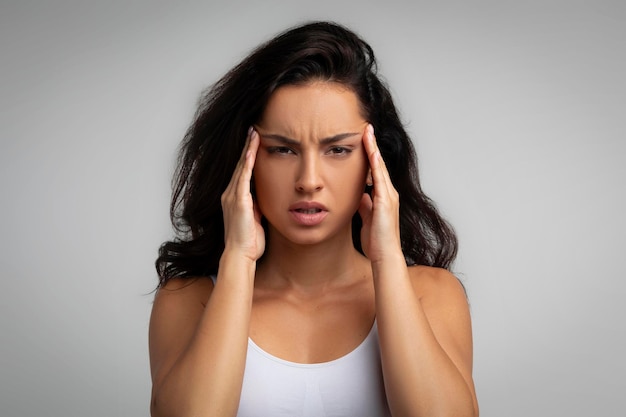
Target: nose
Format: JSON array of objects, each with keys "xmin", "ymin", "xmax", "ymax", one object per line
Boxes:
[{"xmin": 295, "ymin": 154, "xmax": 324, "ymax": 193}]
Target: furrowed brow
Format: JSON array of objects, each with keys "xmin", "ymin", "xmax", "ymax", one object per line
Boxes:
[
  {"xmin": 259, "ymin": 134, "xmax": 299, "ymax": 145},
  {"xmin": 319, "ymin": 133, "xmax": 361, "ymax": 145},
  {"xmin": 259, "ymin": 132, "xmax": 361, "ymax": 145}
]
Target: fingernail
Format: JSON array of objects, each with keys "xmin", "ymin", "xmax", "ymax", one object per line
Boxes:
[
  {"xmin": 368, "ymin": 124, "xmax": 374, "ymax": 136},
  {"xmin": 248, "ymin": 126, "xmax": 254, "ymax": 136}
]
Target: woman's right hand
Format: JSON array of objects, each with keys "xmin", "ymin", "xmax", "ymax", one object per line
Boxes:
[
  {"xmin": 151, "ymin": 128, "xmax": 262, "ymax": 417},
  {"xmin": 221, "ymin": 127, "xmax": 265, "ymax": 262}
]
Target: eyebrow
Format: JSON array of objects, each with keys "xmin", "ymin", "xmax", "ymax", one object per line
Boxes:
[{"xmin": 258, "ymin": 132, "xmax": 361, "ymax": 145}]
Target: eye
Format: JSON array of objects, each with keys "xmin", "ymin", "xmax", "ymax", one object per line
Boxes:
[
  {"xmin": 267, "ymin": 146, "xmax": 295, "ymax": 155},
  {"xmin": 327, "ymin": 146, "xmax": 352, "ymax": 155}
]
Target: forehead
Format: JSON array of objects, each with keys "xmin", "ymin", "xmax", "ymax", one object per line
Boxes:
[{"xmin": 259, "ymin": 82, "xmax": 366, "ymax": 134}]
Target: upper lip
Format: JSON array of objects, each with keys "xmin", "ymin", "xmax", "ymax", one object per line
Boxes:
[{"xmin": 289, "ymin": 201, "xmax": 328, "ymax": 211}]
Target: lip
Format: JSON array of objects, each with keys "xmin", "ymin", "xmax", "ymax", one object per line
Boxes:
[{"xmin": 288, "ymin": 201, "xmax": 328, "ymax": 226}]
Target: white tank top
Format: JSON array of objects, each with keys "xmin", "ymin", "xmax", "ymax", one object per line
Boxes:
[{"xmin": 237, "ymin": 322, "xmax": 391, "ymax": 417}]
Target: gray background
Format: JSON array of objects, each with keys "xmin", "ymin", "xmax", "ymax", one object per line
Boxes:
[{"xmin": 1, "ymin": 0, "xmax": 624, "ymax": 416}]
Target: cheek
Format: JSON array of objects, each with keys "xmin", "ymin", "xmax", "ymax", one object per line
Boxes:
[
  {"xmin": 344, "ymin": 152, "xmax": 369, "ymax": 184},
  {"xmin": 253, "ymin": 160, "xmax": 285, "ymax": 210},
  {"xmin": 329, "ymin": 159, "xmax": 368, "ymax": 198}
]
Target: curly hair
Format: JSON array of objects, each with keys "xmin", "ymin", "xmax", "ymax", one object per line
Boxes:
[{"xmin": 156, "ymin": 21, "xmax": 457, "ymax": 286}]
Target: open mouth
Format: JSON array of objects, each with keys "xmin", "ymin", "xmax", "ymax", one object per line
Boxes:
[
  {"xmin": 289, "ymin": 205, "xmax": 328, "ymax": 226},
  {"xmin": 294, "ymin": 208, "xmax": 322, "ymax": 214}
]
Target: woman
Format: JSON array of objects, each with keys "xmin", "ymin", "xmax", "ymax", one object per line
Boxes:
[{"xmin": 149, "ymin": 21, "xmax": 478, "ymax": 417}]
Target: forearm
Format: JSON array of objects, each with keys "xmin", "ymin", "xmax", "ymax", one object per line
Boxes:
[
  {"xmin": 373, "ymin": 257, "xmax": 476, "ymax": 417},
  {"xmin": 151, "ymin": 252, "xmax": 255, "ymax": 417}
]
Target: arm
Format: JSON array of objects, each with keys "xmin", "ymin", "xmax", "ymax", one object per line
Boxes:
[
  {"xmin": 149, "ymin": 129, "xmax": 263, "ymax": 417},
  {"xmin": 373, "ymin": 262, "xmax": 478, "ymax": 417},
  {"xmin": 359, "ymin": 125, "xmax": 478, "ymax": 417}
]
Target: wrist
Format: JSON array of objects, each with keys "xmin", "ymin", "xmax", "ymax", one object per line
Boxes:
[
  {"xmin": 218, "ymin": 249, "xmax": 257, "ymax": 282},
  {"xmin": 369, "ymin": 248, "xmax": 405, "ymax": 267},
  {"xmin": 370, "ymin": 252, "xmax": 407, "ymax": 274}
]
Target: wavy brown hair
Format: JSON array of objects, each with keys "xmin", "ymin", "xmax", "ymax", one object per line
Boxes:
[{"xmin": 156, "ymin": 21, "xmax": 457, "ymax": 287}]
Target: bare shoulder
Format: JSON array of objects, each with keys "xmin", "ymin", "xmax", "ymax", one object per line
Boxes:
[
  {"xmin": 154, "ymin": 276, "xmax": 214, "ymax": 305},
  {"xmin": 151, "ymin": 277, "xmax": 214, "ymax": 322},
  {"xmin": 407, "ymin": 265, "xmax": 473, "ymax": 357},
  {"xmin": 150, "ymin": 276, "xmax": 214, "ymax": 334},
  {"xmin": 407, "ymin": 265, "xmax": 468, "ymax": 304},
  {"xmin": 409, "ymin": 265, "xmax": 476, "ymax": 406},
  {"xmin": 149, "ymin": 277, "xmax": 214, "ymax": 383}
]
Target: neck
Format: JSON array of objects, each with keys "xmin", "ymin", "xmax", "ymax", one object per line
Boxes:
[{"xmin": 256, "ymin": 228, "xmax": 369, "ymax": 291}]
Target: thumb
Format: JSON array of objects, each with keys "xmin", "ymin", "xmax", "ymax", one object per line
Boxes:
[
  {"xmin": 358, "ymin": 193, "xmax": 373, "ymax": 224},
  {"xmin": 253, "ymin": 201, "xmax": 263, "ymax": 223}
]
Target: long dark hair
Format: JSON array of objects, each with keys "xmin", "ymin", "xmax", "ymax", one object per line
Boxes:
[{"xmin": 156, "ymin": 21, "xmax": 457, "ymax": 286}]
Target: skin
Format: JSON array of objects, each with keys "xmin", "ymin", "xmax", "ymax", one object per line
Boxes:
[
  {"xmin": 149, "ymin": 82, "xmax": 479, "ymax": 417},
  {"xmin": 250, "ymin": 83, "xmax": 374, "ymax": 363}
]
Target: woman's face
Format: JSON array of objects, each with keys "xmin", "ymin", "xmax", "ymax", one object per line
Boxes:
[{"xmin": 254, "ymin": 82, "xmax": 369, "ymax": 247}]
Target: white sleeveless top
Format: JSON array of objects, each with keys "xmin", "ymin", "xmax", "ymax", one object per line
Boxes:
[{"xmin": 237, "ymin": 322, "xmax": 391, "ymax": 417}]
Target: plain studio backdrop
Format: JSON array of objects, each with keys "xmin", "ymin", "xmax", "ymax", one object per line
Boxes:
[{"xmin": 1, "ymin": 1, "xmax": 624, "ymax": 416}]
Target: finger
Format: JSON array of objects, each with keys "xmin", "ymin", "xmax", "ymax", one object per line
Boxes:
[
  {"xmin": 253, "ymin": 199, "xmax": 263, "ymax": 223},
  {"xmin": 362, "ymin": 124, "xmax": 377, "ymax": 166},
  {"xmin": 224, "ymin": 127, "xmax": 255, "ymax": 196},
  {"xmin": 363, "ymin": 125, "xmax": 392, "ymax": 197},
  {"xmin": 358, "ymin": 192, "xmax": 373, "ymax": 224},
  {"xmin": 238, "ymin": 129, "xmax": 259, "ymax": 190},
  {"xmin": 235, "ymin": 127, "xmax": 255, "ymax": 176}
]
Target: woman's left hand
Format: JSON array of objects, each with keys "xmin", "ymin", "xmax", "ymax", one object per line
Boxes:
[{"xmin": 358, "ymin": 124, "xmax": 403, "ymax": 264}]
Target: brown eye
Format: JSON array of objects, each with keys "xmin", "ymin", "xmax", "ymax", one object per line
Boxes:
[
  {"xmin": 328, "ymin": 147, "xmax": 351, "ymax": 155},
  {"xmin": 268, "ymin": 146, "xmax": 295, "ymax": 155}
]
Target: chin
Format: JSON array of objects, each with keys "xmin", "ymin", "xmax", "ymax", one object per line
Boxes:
[
  {"xmin": 271, "ymin": 223, "xmax": 354, "ymax": 249},
  {"xmin": 276, "ymin": 229, "xmax": 328, "ymax": 246}
]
